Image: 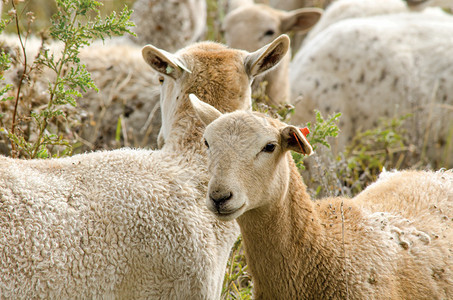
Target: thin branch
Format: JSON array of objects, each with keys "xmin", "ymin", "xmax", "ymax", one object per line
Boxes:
[{"xmin": 10, "ymin": 0, "xmax": 29, "ymax": 157}]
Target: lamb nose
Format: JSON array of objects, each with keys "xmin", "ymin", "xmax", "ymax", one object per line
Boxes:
[{"xmin": 210, "ymin": 191, "xmax": 233, "ymax": 205}]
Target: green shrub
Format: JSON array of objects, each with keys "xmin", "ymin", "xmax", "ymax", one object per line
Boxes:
[
  {"xmin": 0, "ymin": 0, "xmax": 134, "ymax": 158},
  {"xmin": 340, "ymin": 115, "xmax": 411, "ymax": 194}
]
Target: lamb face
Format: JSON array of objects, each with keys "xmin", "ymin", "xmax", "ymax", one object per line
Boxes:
[
  {"xmin": 205, "ymin": 112, "xmax": 284, "ymax": 220},
  {"xmin": 222, "ymin": 4, "xmax": 322, "ymax": 105},
  {"xmin": 190, "ymin": 95, "xmax": 312, "ymax": 221},
  {"xmin": 223, "ymin": 4, "xmax": 322, "ymax": 52}
]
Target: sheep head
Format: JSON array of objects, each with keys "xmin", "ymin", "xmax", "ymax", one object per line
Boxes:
[
  {"xmin": 223, "ymin": 4, "xmax": 322, "ymax": 52},
  {"xmin": 190, "ymin": 94, "xmax": 313, "ymax": 221},
  {"xmin": 141, "ymin": 35, "xmax": 290, "ymax": 148}
]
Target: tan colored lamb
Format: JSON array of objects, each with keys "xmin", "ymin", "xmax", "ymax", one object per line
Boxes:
[
  {"xmin": 190, "ymin": 94, "xmax": 453, "ymax": 299},
  {"xmin": 223, "ymin": 3, "xmax": 322, "ymax": 105},
  {"xmin": 0, "ymin": 36, "xmax": 290, "ymax": 298}
]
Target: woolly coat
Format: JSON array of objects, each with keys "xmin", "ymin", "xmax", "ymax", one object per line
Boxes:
[{"xmin": 0, "ymin": 146, "xmax": 238, "ymax": 298}]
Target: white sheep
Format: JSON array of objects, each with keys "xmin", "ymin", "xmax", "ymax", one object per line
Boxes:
[
  {"xmin": 226, "ymin": 0, "xmax": 254, "ymax": 13},
  {"xmin": 253, "ymin": 0, "xmax": 333, "ymax": 52},
  {"xmin": 76, "ymin": 43, "xmax": 162, "ymax": 150},
  {"xmin": 223, "ymin": 3, "xmax": 322, "ymax": 105},
  {"xmin": 0, "ymin": 35, "xmax": 290, "ymax": 298},
  {"xmin": 222, "ymin": 0, "xmax": 427, "ymax": 106},
  {"xmin": 189, "ymin": 94, "xmax": 453, "ymax": 299},
  {"xmin": 260, "ymin": 0, "xmax": 333, "ymax": 11},
  {"xmin": 290, "ymin": 7, "xmax": 453, "ymax": 167},
  {"xmin": 129, "ymin": 0, "xmax": 207, "ymax": 52},
  {"xmin": 302, "ymin": 0, "xmax": 409, "ymax": 43}
]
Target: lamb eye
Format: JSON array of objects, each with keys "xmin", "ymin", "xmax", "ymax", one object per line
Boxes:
[
  {"xmin": 158, "ymin": 76, "xmax": 164, "ymax": 84},
  {"xmin": 204, "ymin": 139, "xmax": 209, "ymax": 148},
  {"xmin": 264, "ymin": 29, "xmax": 275, "ymax": 36},
  {"xmin": 262, "ymin": 143, "xmax": 276, "ymax": 153}
]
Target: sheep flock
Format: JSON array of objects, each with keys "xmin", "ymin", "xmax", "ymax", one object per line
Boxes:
[{"xmin": 1, "ymin": 0, "xmax": 452, "ymax": 298}]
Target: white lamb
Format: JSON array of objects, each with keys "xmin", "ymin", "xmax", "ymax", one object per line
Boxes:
[
  {"xmin": 189, "ymin": 94, "xmax": 453, "ymax": 299},
  {"xmin": 290, "ymin": 8, "xmax": 453, "ymax": 167},
  {"xmin": 0, "ymin": 35, "xmax": 290, "ymax": 298},
  {"xmin": 129, "ymin": 0, "xmax": 207, "ymax": 52},
  {"xmin": 223, "ymin": 3, "xmax": 322, "ymax": 105}
]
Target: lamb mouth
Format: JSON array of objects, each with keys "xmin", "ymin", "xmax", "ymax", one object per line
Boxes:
[{"xmin": 215, "ymin": 203, "xmax": 246, "ymax": 219}]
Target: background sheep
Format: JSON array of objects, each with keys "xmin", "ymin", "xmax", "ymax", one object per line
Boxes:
[
  {"xmin": 254, "ymin": 0, "xmax": 333, "ymax": 52},
  {"xmin": 221, "ymin": 0, "xmax": 420, "ymax": 107},
  {"xmin": 190, "ymin": 95, "xmax": 453, "ymax": 299},
  {"xmin": 290, "ymin": 8, "xmax": 453, "ymax": 168},
  {"xmin": 300, "ymin": 0, "xmax": 453, "ymax": 45},
  {"xmin": 302, "ymin": 0, "xmax": 409, "ymax": 43},
  {"xmin": 129, "ymin": 0, "xmax": 207, "ymax": 52},
  {"xmin": 1, "ymin": 0, "xmax": 209, "ymax": 156},
  {"xmin": 223, "ymin": 3, "xmax": 322, "ymax": 105},
  {"xmin": 0, "ymin": 37, "xmax": 162, "ymax": 154},
  {"xmin": 0, "ymin": 35, "xmax": 290, "ymax": 298}
]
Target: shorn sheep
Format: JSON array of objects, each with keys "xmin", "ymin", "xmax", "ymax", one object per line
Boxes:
[
  {"xmin": 290, "ymin": 6, "xmax": 453, "ymax": 167},
  {"xmin": 190, "ymin": 94, "xmax": 453, "ymax": 299},
  {"xmin": 223, "ymin": 3, "xmax": 322, "ymax": 105},
  {"xmin": 0, "ymin": 35, "xmax": 290, "ymax": 298}
]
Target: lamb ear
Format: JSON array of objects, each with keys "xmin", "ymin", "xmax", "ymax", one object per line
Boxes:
[
  {"xmin": 189, "ymin": 94, "xmax": 222, "ymax": 126},
  {"xmin": 142, "ymin": 45, "xmax": 191, "ymax": 80},
  {"xmin": 281, "ymin": 8, "xmax": 323, "ymax": 34},
  {"xmin": 280, "ymin": 125, "xmax": 313, "ymax": 155},
  {"xmin": 244, "ymin": 34, "xmax": 290, "ymax": 78}
]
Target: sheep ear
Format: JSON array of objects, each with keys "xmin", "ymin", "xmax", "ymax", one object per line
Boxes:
[
  {"xmin": 280, "ymin": 125, "xmax": 313, "ymax": 155},
  {"xmin": 189, "ymin": 94, "xmax": 222, "ymax": 126},
  {"xmin": 142, "ymin": 45, "xmax": 191, "ymax": 80},
  {"xmin": 244, "ymin": 34, "xmax": 290, "ymax": 78},
  {"xmin": 281, "ymin": 8, "xmax": 323, "ymax": 34}
]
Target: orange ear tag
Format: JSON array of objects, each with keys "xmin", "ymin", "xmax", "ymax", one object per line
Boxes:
[
  {"xmin": 300, "ymin": 127, "xmax": 310, "ymax": 137},
  {"xmin": 292, "ymin": 127, "xmax": 311, "ymax": 154}
]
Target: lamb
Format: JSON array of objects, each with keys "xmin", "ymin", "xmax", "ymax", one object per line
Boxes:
[
  {"xmin": 189, "ymin": 94, "xmax": 453, "ymax": 299},
  {"xmin": 290, "ymin": 7, "xmax": 453, "ymax": 167},
  {"xmin": 128, "ymin": 0, "xmax": 207, "ymax": 52},
  {"xmin": 0, "ymin": 35, "xmax": 290, "ymax": 298},
  {"xmin": 223, "ymin": 3, "xmax": 322, "ymax": 105}
]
